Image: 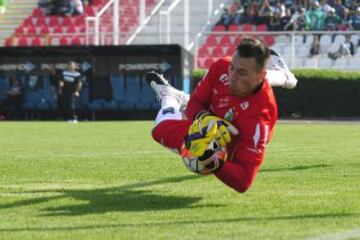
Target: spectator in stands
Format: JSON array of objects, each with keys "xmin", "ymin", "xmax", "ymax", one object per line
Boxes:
[
  {"xmin": 306, "ymin": 1, "xmax": 326, "ymax": 30},
  {"xmin": 58, "ymin": 61, "xmax": 82, "ymax": 122},
  {"xmin": 233, "ymin": 1, "xmax": 246, "ymax": 25},
  {"xmin": 309, "ymin": 34, "xmax": 321, "ymax": 57},
  {"xmin": 216, "ymin": 7, "xmax": 234, "ymax": 30},
  {"xmin": 236, "ymin": 1, "xmax": 257, "ymax": 24},
  {"xmin": 348, "ymin": 0, "xmax": 359, "ymax": 16},
  {"xmin": 257, "ymin": 0, "xmax": 273, "ymax": 26},
  {"xmin": 319, "ymin": 0, "xmax": 332, "ymax": 15},
  {"xmin": 69, "ymin": 0, "xmax": 84, "ymax": 15},
  {"xmin": 279, "ymin": 8, "xmax": 293, "ymax": 30},
  {"xmin": 38, "ymin": 0, "xmax": 56, "ymax": 15},
  {"xmin": 272, "ymin": 0, "xmax": 286, "ymax": 17},
  {"xmin": 55, "ymin": 0, "xmax": 71, "ymax": 16},
  {"xmin": 324, "ymin": 7, "xmax": 342, "ymax": 30},
  {"xmin": 284, "ymin": 7, "xmax": 309, "ymax": 30},
  {"xmin": 328, "ymin": 34, "xmax": 355, "ymax": 60},
  {"xmin": 333, "ymin": 0, "xmax": 347, "ymax": 19},
  {"xmin": 349, "ymin": 7, "xmax": 360, "ymax": 30},
  {"xmin": 0, "ymin": 76, "xmax": 24, "ymax": 120}
]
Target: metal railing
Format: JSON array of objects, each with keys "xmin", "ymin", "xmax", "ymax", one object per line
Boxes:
[{"xmin": 193, "ymin": 30, "xmax": 360, "ymax": 70}]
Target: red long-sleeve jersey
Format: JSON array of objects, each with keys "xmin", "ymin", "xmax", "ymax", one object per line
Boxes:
[{"xmin": 185, "ymin": 57, "xmax": 278, "ymax": 192}]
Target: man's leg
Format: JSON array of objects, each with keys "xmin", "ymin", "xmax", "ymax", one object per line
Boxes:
[
  {"xmin": 145, "ymin": 71, "xmax": 191, "ymax": 153},
  {"xmin": 145, "ymin": 71, "xmax": 189, "ymax": 125}
]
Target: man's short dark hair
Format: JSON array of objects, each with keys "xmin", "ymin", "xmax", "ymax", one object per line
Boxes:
[{"xmin": 236, "ymin": 37, "xmax": 270, "ymax": 72}]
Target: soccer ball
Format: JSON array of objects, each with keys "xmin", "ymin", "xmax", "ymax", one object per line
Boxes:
[{"xmin": 180, "ymin": 145, "xmax": 227, "ymax": 175}]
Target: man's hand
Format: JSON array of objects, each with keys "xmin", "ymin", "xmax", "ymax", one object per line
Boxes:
[
  {"xmin": 185, "ymin": 112, "xmax": 238, "ymax": 157},
  {"xmin": 197, "ymin": 148, "xmax": 227, "ymax": 175}
]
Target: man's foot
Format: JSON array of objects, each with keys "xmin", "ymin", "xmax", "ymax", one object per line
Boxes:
[
  {"xmin": 145, "ymin": 71, "xmax": 189, "ymax": 109},
  {"xmin": 267, "ymin": 49, "xmax": 290, "ymax": 72},
  {"xmin": 267, "ymin": 49, "xmax": 297, "ymax": 89}
]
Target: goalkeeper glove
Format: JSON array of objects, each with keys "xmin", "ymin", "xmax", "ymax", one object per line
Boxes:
[
  {"xmin": 198, "ymin": 148, "xmax": 227, "ymax": 175},
  {"xmin": 185, "ymin": 111, "xmax": 239, "ymax": 157}
]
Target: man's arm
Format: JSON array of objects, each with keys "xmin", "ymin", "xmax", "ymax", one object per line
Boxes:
[
  {"xmin": 215, "ymin": 111, "xmax": 275, "ymax": 193},
  {"xmin": 74, "ymin": 80, "xmax": 82, "ymax": 97},
  {"xmin": 58, "ymin": 80, "xmax": 64, "ymax": 95},
  {"xmin": 185, "ymin": 60, "xmax": 223, "ymax": 119}
]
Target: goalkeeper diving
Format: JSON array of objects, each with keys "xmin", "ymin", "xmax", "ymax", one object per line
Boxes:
[{"xmin": 146, "ymin": 37, "xmax": 297, "ymax": 193}]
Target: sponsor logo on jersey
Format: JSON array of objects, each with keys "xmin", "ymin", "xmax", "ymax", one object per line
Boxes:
[
  {"xmin": 219, "ymin": 74, "xmax": 229, "ymax": 85},
  {"xmin": 240, "ymin": 101, "xmax": 249, "ymax": 110}
]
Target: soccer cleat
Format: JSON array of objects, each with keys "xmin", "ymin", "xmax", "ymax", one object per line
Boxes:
[
  {"xmin": 145, "ymin": 71, "xmax": 189, "ymax": 109},
  {"xmin": 267, "ymin": 49, "xmax": 290, "ymax": 72},
  {"xmin": 267, "ymin": 49, "xmax": 298, "ymax": 89}
]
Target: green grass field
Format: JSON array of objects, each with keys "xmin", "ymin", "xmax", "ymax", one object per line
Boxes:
[{"xmin": 0, "ymin": 121, "xmax": 359, "ymax": 240}]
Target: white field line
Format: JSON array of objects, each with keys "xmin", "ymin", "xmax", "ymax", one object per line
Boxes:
[{"xmin": 306, "ymin": 229, "xmax": 360, "ymax": 240}]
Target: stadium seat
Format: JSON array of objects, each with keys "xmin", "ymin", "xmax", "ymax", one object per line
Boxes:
[
  {"xmin": 53, "ymin": 26, "xmax": 63, "ymax": 34},
  {"xmin": 240, "ymin": 24, "xmax": 254, "ymax": 32},
  {"xmin": 303, "ymin": 58, "xmax": 318, "ymax": 68},
  {"xmin": 17, "ymin": 37, "xmax": 29, "ymax": 47},
  {"xmin": 304, "ymin": 34, "xmax": 314, "ymax": 46},
  {"xmin": 318, "ymin": 57, "xmax": 333, "ymax": 68},
  {"xmin": 228, "ymin": 24, "xmax": 240, "ymax": 31},
  {"xmin": 47, "ymin": 16, "xmax": 60, "ymax": 26},
  {"xmin": 256, "ymin": 24, "xmax": 268, "ymax": 32},
  {"xmin": 205, "ymin": 34, "xmax": 218, "ymax": 46},
  {"xmin": 67, "ymin": 26, "xmax": 77, "ymax": 34},
  {"xmin": 15, "ymin": 27, "xmax": 25, "ymax": 35},
  {"xmin": 4, "ymin": 38, "xmax": 13, "ymax": 47},
  {"xmin": 23, "ymin": 17, "xmax": 34, "ymax": 26},
  {"xmin": 40, "ymin": 26, "xmax": 50, "ymax": 35},
  {"xmin": 27, "ymin": 26, "xmax": 37, "ymax": 35},
  {"xmin": 320, "ymin": 35, "xmax": 332, "ymax": 47},
  {"xmin": 333, "ymin": 57, "xmax": 348, "ymax": 69},
  {"xmin": 32, "ymin": 37, "xmax": 44, "ymax": 46},
  {"xmin": 203, "ymin": 57, "xmax": 216, "ymax": 69},
  {"xmin": 213, "ymin": 25, "xmax": 226, "ymax": 31},
  {"xmin": 225, "ymin": 45, "xmax": 236, "ymax": 56},
  {"xmin": 70, "ymin": 36, "xmax": 83, "ymax": 45},
  {"xmin": 35, "ymin": 17, "xmax": 46, "ymax": 26},
  {"xmin": 32, "ymin": 8, "xmax": 43, "ymax": 17},
  {"xmin": 296, "ymin": 45, "xmax": 310, "ymax": 57},
  {"xmin": 62, "ymin": 17, "xmax": 73, "ymax": 26},
  {"xmin": 219, "ymin": 35, "xmax": 232, "ymax": 46},
  {"xmin": 139, "ymin": 77, "xmax": 157, "ymax": 109},
  {"xmin": 59, "ymin": 37, "xmax": 70, "ymax": 46},
  {"xmin": 122, "ymin": 76, "xmax": 141, "ymax": 109},
  {"xmin": 263, "ymin": 35, "xmax": 274, "ymax": 46},
  {"xmin": 212, "ymin": 46, "xmax": 224, "ymax": 57},
  {"xmin": 351, "ymin": 35, "xmax": 359, "ymax": 46},
  {"xmin": 108, "ymin": 76, "xmax": 126, "ymax": 108},
  {"xmin": 334, "ymin": 35, "xmax": 346, "ymax": 45},
  {"xmin": 233, "ymin": 35, "xmax": 242, "ymax": 45},
  {"xmin": 198, "ymin": 46, "xmax": 209, "ymax": 57},
  {"xmin": 348, "ymin": 57, "xmax": 360, "ymax": 70}
]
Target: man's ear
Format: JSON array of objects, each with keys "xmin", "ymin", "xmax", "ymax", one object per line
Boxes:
[{"xmin": 259, "ymin": 69, "xmax": 267, "ymax": 83}]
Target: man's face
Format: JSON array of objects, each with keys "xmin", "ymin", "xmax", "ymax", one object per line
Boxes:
[
  {"xmin": 228, "ymin": 54, "xmax": 265, "ymax": 97},
  {"xmin": 68, "ymin": 62, "xmax": 76, "ymax": 71}
]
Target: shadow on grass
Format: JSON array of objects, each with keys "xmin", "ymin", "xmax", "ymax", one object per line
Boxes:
[
  {"xmin": 0, "ymin": 212, "xmax": 358, "ymax": 233},
  {"xmin": 0, "ymin": 174, "xmax": 209, "ymax": 216},
  {"xmin": 260, "ymin": 164, "xmax": 331, "ymax": 173}
]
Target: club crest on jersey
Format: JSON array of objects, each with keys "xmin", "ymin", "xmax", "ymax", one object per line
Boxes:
[
  {"xmin": 240, "ymin": 101, "xmax": 249, "ymax": 110},
  {"xmin": 224, "ymin": 108, "xmax": 234, "ymax": 122},
  {"xmin": 219, "ymin": 74, "xmax": 229, "ymax": 85}
]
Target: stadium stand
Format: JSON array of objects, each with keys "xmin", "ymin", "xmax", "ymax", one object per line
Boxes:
[
  {"xmin": 3, "ymin": 0, "xmax": 158, "ymax": 47},
  {"xmin": 196, "ymin": 0, "xmax": 359, "ymax": 70}
]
